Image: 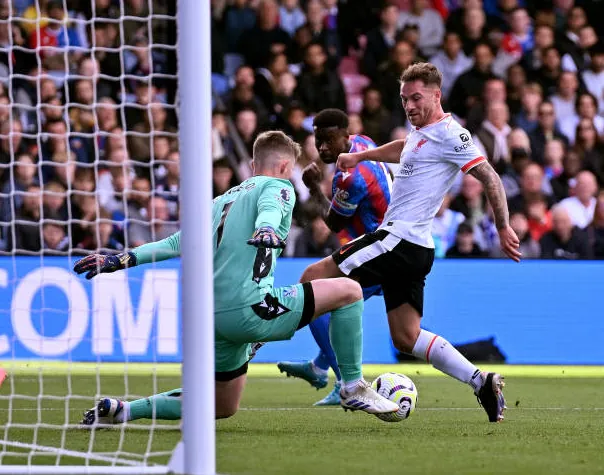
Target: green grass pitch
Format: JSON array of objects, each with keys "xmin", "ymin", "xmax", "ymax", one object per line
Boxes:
[{"xmin": 0, "ymin": 362, "xmax": 603, "ymax": 474}]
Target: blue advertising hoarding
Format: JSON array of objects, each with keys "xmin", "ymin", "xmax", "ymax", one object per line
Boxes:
[{"xmin": 0, "ymin": 257, "xmax": 602, "ymax": 364}]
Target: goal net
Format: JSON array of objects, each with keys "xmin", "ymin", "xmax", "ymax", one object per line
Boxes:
[{"xmin": 0, "ymin": 0, "xmax": 185, "ymax": 472}]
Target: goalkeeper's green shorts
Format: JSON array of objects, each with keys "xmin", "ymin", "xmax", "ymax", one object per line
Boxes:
[{"xmin": 215, "ymin": 282, "xmax": 315, "ymax": 375}]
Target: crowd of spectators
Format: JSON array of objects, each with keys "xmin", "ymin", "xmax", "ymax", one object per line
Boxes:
[
  {"xmin": 210, "ymin": 0, "xmax": 604, "ymax": 260},
  {"xmin": 2, "ymin": 0, "xmax": 604, "ymax": 260},
  {"xmin": 0, "ymin": 0, "xmax": 178, "ymax": 254}
]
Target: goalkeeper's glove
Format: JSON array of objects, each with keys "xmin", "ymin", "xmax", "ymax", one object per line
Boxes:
[
  {"xmin": 247, "ymin": 226, "xmax": 286, "ymax": 249},
  {"xmin": 73, "ymin": 252, "xmax": 137, "ymax": 280}
]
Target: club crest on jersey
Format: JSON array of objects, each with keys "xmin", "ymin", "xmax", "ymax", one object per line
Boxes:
[
  {"xmin": 413, "ymin": 138, "xmax": 428, "ymax": 153},
  {"xmin": 334, "ymin": 188, "xmax": 350, "ymax": 201},
  {"xmin": 280, "ymin": 188, "xmax": 291, "ymax": 202},
  {"xmin": 283, "ymin": 286, "xmax": 298, "ymax": 298}
]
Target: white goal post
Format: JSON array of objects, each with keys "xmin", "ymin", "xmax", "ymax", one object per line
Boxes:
[
  {"xmin": 0, "ymin": 0, "xmax": 214, "ymax": 474},
  {"xmin": 170, "ymin": 0, "xmax": 216, "ymax": 473}
]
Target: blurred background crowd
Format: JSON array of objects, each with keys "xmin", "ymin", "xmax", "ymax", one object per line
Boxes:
[{"xmin": 2, "ymin": 0, "xmax": 604, "ymax": 259}]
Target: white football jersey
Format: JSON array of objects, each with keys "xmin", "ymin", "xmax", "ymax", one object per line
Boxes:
[{"xmin": 379, "ymin": 114, "xmax": 485, "ymax": 248}]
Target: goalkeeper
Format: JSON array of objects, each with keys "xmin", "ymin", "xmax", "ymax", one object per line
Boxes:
[{"xmin": 75, "ymin": 131, "xmax": 398, "ymax": 423}]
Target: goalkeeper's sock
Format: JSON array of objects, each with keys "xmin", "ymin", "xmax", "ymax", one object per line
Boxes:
[
  {"xmin": 329, "ymin": 299, "xmax": 363, "ymax": 387},
  {"xmin": 126, "ymin": 388, "xmax": 182, "ymax": 421},
  {"xmin": 411, "ymin": 330, "xmax": 482, "ymax": 392},
  {"xmin": 310, "ymin": 313, "xmax": 342, "ymax": 380}
]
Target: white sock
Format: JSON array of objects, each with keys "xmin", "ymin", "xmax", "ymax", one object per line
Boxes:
[
  {"xmin": 342, "ymin": 378, "xmax": 362, "ymax": 393},
  {"xmin": 115, "ymin": 401, "xmax": 131, "ymax": 423},
  {"xmin": 412, "ymin": 329, "xmax": 482, "ymax": 391}
]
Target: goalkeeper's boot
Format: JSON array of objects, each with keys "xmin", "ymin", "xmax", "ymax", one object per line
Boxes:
[
  {"xmin": 81, "ymin": 398, "xmax": 125, "ymax": 425},
  {"xmin": 476, "ymin": 372, "xmax": 506, "ymax": 422},
  {"xmin": 314, "ymin": 381, "xmax": 342, "ymax": 406},
  {"xmin": 340, "ymin": 380, "xmax": 399, "ymax": 415},
  {"xmin": 276, "ymin": 360, "xmax": 328, "ymax": 389}
]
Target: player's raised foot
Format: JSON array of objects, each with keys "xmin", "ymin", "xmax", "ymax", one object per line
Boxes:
[
  {"xmin": 81, "ymin": 398, "xmax": 125, "ymax": 425},
  {"xmin": 277, "ymin": 361, "xmax": 328, "ymax": 389},
  {"xmin": 476, "ymin": 372, "xmax": 506, "ymax": 422},
  {"xmin": 314, "ymin": 382, "xmax": 342, "ymax": 406},
  {"xmin": 340, "ymin": 380, "xmax": 399, "ymax": 415}
]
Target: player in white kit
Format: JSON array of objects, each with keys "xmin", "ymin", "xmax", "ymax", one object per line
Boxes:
[{"xmin": 302, "ymin": 63, "xmax": 521, "ymax": 422}]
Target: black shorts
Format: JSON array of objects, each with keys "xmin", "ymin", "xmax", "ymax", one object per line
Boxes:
[
  {"xmin": 215, "ymin": 361, "xmax": 248, "ymax": 382},
  {"xmin": 332, "ymin": 230, "xmax": 435, "ymax": 314}
]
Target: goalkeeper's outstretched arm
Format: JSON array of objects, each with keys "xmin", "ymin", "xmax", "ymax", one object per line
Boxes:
[
  {"xmin": 247, "ymin": 182, "xmax": 294, "ymax": 249},
  {"xmin": 132, "ymin": 231, "xmax": 181, "ymax": 264},
  {"xmin": 74, "ymin": 231, "xmax": 181, "ymax": 279}
]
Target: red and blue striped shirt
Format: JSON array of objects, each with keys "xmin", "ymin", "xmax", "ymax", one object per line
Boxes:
[{"xmin": 330, "ymin": 135, "xmax": 392, "ymax": 244}]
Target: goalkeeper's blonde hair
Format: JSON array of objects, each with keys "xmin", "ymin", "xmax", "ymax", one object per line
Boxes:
[{"xmin": 253, "ymin": 130, "xmax": 301, "ymax": 167}]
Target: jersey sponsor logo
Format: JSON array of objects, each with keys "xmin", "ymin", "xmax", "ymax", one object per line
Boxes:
[
  {"xmin": 251, "ymin": 293, "xmax": 291, "ymax": 320},
  {"xmin": 333, "ymin": 198, "xmax": 356, "ymax": 211},
  {"xmin": 454, "ymin": 141, "xmax": 474, "ymax": 153},
  {"xmin": 460, "ymin": 133, "xmax": 470, "ymax": 142},
  {"xmin": 412, "ymin": 138, "xmax": 428, "ymax": 153}
]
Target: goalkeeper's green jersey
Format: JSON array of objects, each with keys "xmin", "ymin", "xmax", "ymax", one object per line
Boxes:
[
  {"xmin": 212, "ymin": 176, "xmax": 295, "ymax": 312},
  {"xmin": 131, "ymin": 175, "xmax": 295, "ymax": 312}
]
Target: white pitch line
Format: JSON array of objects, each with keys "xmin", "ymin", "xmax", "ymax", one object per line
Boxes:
[{"xmin": 0, "ymin": 440, "xmax": 146, "ymax": 467}]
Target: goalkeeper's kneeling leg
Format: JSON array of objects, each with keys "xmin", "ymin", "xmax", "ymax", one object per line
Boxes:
[{"xmin": 215, "ymin": 370, "xmax": 247, "ymax": 419}]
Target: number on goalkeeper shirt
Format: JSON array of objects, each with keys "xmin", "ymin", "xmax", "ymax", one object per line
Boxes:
[{"xmin": 216, "ymin": 201, "xmax": 234, "ymax": 248}]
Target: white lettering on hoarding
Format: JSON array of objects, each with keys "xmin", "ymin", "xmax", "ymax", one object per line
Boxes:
[
  {"xmin": 11, "ymin": 268, "xmax": 89, "ymax": 356},
  {"xmin": 92, "ymin": 270, "xmax": 179, "ymax": 355},
  {"xmin": 0, "ymin": 266, "xmax": 179, "ymax": 358}
]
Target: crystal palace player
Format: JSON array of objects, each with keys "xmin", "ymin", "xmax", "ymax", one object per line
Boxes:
[
  {"xmin": 278, "ymin": 109, "xmax": 392, "ymax": 406},
  {"xmin": 74, "ymin": 131, "xmax": 398, "ymax": 424},
  {"xmin": 306, "ymin": 63, "xmax": 521, "ymax": 422}
]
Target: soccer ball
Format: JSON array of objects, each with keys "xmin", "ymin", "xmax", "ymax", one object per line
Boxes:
[{"xmin": 371, "ymin": 372, "xmax": 418, "ymax": 422}]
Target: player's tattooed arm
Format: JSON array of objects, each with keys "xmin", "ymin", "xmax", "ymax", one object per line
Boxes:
[
  {"xmin": 469, "ymin": 161, "xmax": 522, "ymax": 262},
  {"xmin": 467, "ymin": 161, "xmax": 509, "ymax": 229}
]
